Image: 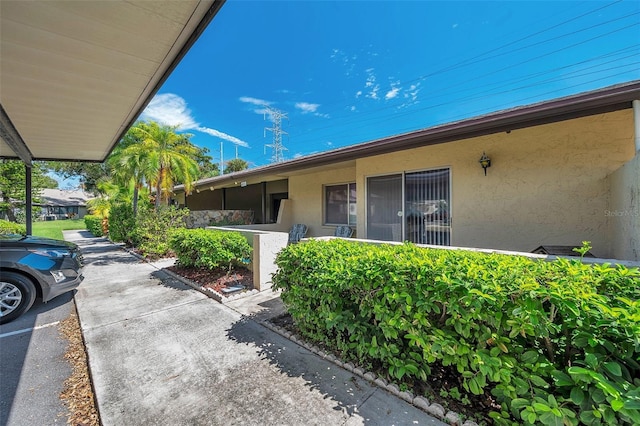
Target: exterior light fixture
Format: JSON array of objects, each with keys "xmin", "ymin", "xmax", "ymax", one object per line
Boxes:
[{"xmin": 479, "ymin": 152, "xmax": 491, "ymax": 176}]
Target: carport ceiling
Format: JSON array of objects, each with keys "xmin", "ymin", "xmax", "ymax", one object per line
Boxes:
[{"xmin": 0, "ymin": 0, "xmax": 223, "ymax": 164}]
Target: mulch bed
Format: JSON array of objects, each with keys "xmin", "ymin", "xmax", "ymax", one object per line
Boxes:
[
  {"xmin": 167, "ymin": 265, "xmax": 253, "ymax": 295},
  {"xmin": 59, "ymin": 306, "xmax": 100, "ymax": 426}
]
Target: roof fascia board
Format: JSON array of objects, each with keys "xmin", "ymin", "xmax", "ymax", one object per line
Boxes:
[{"xmin": 0, "ymin": 103, "xmax": 33, "ymax": 165}]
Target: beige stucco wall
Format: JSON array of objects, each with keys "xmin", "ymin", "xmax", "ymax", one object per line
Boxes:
[
  {"xmin": 610, "ymin": 154, "xmax": 640, "ymax": 260},
  {"xmin": 355, "ymin": 110, "xmax": 635, "ymax": 258},
  {"xmin": 287, "ymin": 166, "xmax": 357, "ymax": 237},
  {"xmin": 278, "ymin": 110, "xmax": 634, "ymax": 258}
]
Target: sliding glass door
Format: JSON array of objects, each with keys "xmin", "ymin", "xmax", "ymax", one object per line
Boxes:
[
  {"xmin": 367, "ymin": 168, "xmax": 451, "ymax": 245},
  {"xmin": 366, "ymin": 174, "xmax": 403, "ymax": 242}
]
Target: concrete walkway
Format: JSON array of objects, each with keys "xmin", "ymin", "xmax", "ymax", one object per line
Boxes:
[{"xmin": 66, "ymin": 230, "xmax": 447, "ymax": 426}]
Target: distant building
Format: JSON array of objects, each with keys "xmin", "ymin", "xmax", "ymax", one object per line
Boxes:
[{"xmin": 36, "ymin": 189, "xmax": 94, "ymax": 220}]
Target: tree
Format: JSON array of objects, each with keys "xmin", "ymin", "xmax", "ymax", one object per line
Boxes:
[
  {"xmin": 130, "ymin": 121, "xmax": 200, "ymax": 209},
  {"xmin": 0, "ymin": 160, "xmax": 57, "ymax": 222},
  {"xmin": 46, "ymin": 161, "xmax": 109, "ymax": 193},
  {"xmin": 224, "ymin": 158, "xmax": 249, "ymax": 174},
  {"xmin": 193, "ymin": 146, "xmax": 220, "ymax": 179},
  {"xmin": 107, "ymin": 122, "xmax": 154, "ymax": 217}
]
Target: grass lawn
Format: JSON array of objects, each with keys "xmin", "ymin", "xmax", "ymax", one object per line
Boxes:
[{"xmin": 32, "ymin": 219, "xmax": 86, "ymax": 240}]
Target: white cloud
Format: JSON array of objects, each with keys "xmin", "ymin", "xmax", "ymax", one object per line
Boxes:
[
  {"xmin": 142, "ymin": 93, "xmax": 198, "ymax": 129},
  {"xmin": 141, "ymin": 93, "xmax": 249, "ymax": 147},
  {"xmin": 350, "ymin": 106, "xmax": 357, "ymax": 112},
  {"xmin": 452, "ymin": 23, "xmax": 459, "ymax": 29},
  {"xmin": 355, "ymin": 90, "xmax": 362, "ymax": 98},
  {"xmin": 385, "ymin": 87, "xmax": 400, "ymax": 100},
  {"xmin": 239, "ymin": 96, "xmax": 272, "ymax": 107},
  {"xmin": 367, "ymin": 85, "xmax": 380, "ymax": 100},
  {"xmin": 196, "ymin": 127, "xmax": 249, "ymax": 148},
  {"xmin": 363, "ymin": 69, "xmax": 380, "ymax": 99},
  {"xmin": 295, "ymin": 102, "xmax": 320, "ymax": 114}
]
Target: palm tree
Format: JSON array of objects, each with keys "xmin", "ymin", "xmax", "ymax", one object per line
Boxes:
[
  {"xmin": 224, "ymin": 158, "xmax": 249, "ymax": 174},
  {"xmin": 130, "ymin": 122, "xmax": 200, "ymax": 209},
  {"xmin": 108, "ymin": 127, "xmax": 153, "ymax": 217}
]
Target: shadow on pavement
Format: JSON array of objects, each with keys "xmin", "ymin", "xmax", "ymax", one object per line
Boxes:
[
  {"xmin": 225, "ymin": 316, "xmax": 364, "ymax": 421},
  {"xmin": 151, "ymin": 270, "xmax": 194, "ymax": 292}
]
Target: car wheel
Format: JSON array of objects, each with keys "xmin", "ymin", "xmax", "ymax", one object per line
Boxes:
[{"xmin": 0, "ymin": 271, "xmax": 37, "ymax": 325}]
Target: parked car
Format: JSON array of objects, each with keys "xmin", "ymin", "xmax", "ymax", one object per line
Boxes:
[{"xmin": 0, "ymin": 235, "xmax": 84, "ymax": 324}]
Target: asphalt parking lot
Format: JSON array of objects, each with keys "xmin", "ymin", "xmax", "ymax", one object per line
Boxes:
[{"xmin": 0, "ymin": 292, "xmax": 75, "ymax": 426}]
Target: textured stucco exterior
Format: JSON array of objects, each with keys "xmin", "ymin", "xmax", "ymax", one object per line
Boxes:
[
  {"xmin": 355, "ymin": 110, "xmax": 634, "ymax": 257},
  {"xmin": 280, "ymin": 110, "xmax": 634, "ymax": 258},
  {"xmin": 610, "ymin": 154, "xmax": 640, "ymax": 260},
  {"xmin": 287, "ymin": 165, "xmax": 356, "ymax": 237}
]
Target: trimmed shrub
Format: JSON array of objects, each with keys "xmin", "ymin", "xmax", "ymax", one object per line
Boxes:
[
  {"xmin": 0, "ymin": 219, "xmax": 26, "ymax": 235},
  {"xmin": 84, "ymin": 215, "xmax": 103, "ymax": 237},
  {"xmin": 272, "ymin": 239, "xmax": 640, "ymax": 425},
  {"xmin": 134, "ymin": 205, "xmax": 189, "ymax": 259},
  {"xmin": 108, "ymin": 203, "xmax": 137, "ymax": 246},
  {"xmin": 169, "ymin": 228, "xmax": 251, "ymax": 272}
]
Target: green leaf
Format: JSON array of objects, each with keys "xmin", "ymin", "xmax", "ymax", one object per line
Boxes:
[
  {"xmin": 533, "ymin": 402, "xmax": 552, "ymax": 412},
  {"xmin": 624, "ymin": 400, "xmax": 640, "ymax": 410},
  {"xmin": 539, "ymin": 411, "xmax": 563, "ymax": 426},
  {"xmin": 570, "ymin": 387, "xmax": 585, "ymax": 405},
  {"xmin": 468, "ymin": 377, "xmax": 481, "ymax": 395},
  {"xmin": 603, "ymin": 361, "xmax": 622, "ymax": 377},
  {"xmin": 610, "ymin": 399, "xmax": 624, "ymax": 412},
  {"xmin": 521, "ymin": 350, "xmax": 539, "ymax": 364},
  {"xmin": 510, "ymin": 398, "xmax": 529, "ymax": 410},
  {"xmin": 585, "ymin": 353, "xmax": 598, "ymax": 369},
  {"xmin": 595, "ymin": 379, "xmax": 620, "ymax": 398},
  {"xmin": 530, "ymin": 375, "xmax": 549, "ymax": 388},
  {"xmin": 552, "ymin": 370, "xmax": 574, "ymax": 387}
]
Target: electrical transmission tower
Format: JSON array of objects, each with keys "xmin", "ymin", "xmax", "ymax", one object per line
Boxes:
[{"xmin": 264, "ymin": 107, "xmax": 288, "ymax": 163}]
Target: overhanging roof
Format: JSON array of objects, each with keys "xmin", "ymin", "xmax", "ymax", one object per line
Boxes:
[
  {"xmin": 179, "ymin": 80, "xmax": 640, "ymax": 191},
  {"xmin": 0, "ymin": 0, "xmax": 224, "ymax": 165}
]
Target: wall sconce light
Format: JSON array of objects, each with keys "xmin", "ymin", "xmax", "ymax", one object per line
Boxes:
[
  {"xmin": 479, "ymin": 152, "xmax": 491, "ymax": 176},
  {"xmin": 196, "ymin": 188, "xmax": 200, "ymax": 193}
]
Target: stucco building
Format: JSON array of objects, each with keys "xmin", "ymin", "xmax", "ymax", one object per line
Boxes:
[{"xmin": 175, "ymin": 81, "xmax": 640, "ymax": 261}]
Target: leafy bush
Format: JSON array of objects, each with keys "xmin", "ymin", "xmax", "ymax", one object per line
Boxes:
[
  {"xmin": 169, "ymin": 228, "xmax": 251, "ymax": 272},
  {"xmin": 134, "ymin": 205, "xmax": 189, "ymax": 259},
  {"xmin": 108, "ymin": 202, "xmax": 137, "ymax": 245},
  {"xmin": 84, "ymin": 215, "xmax": 103, "ymax": 237},
  {"xmin": 0, "ymin": 219, "xmax": 26, "ymax": 235},
  {"xmin": 272, "ymin": 239, "xmax": 640, "ymax": 425}
]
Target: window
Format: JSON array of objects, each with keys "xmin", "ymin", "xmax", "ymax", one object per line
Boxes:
[{"xmin": 324, "ymin": 183, "xmax": 356, "ymax": 225}]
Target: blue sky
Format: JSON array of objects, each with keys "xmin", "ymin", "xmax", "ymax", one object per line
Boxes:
[{"xmin": 138, "ymin": 0, "xmax": 639, "ymax": 172}]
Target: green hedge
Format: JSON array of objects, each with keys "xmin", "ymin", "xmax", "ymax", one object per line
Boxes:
[
  {"xmin": 84, "ymin": 215, "xmax": 103, "ymax": 237},
  {"xmin": 108, "ymin": 202, "xmax": 137, "ymax": 246},
  {"xmin": 0, "ymin": 219, "xmax": 26, "ymax": 235},
  {"xmin": 272, "ymin": 239, "xmax": 640, "ymax": 425},
  {"xmin": 169, "ymin": 228, "xmax": 251, "ymax": 272}
]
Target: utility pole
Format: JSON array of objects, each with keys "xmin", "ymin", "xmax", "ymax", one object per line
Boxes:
[
  {"xmin": 219, "ymin": 141, "xmax": 224, "ymax": 174},
  {"xmin": 264, "ymin": 107, "xmax": 288, "ymax": 163}
]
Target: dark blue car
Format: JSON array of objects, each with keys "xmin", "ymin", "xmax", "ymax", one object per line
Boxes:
[{"xmin": 0, "ymin": 235, "xmax": 84, "ymax": 324}]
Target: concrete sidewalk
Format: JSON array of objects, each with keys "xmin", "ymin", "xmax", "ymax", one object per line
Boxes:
[{"xmin": 66, "ymin": 230, "xmax": 447, "ymax": 426}]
